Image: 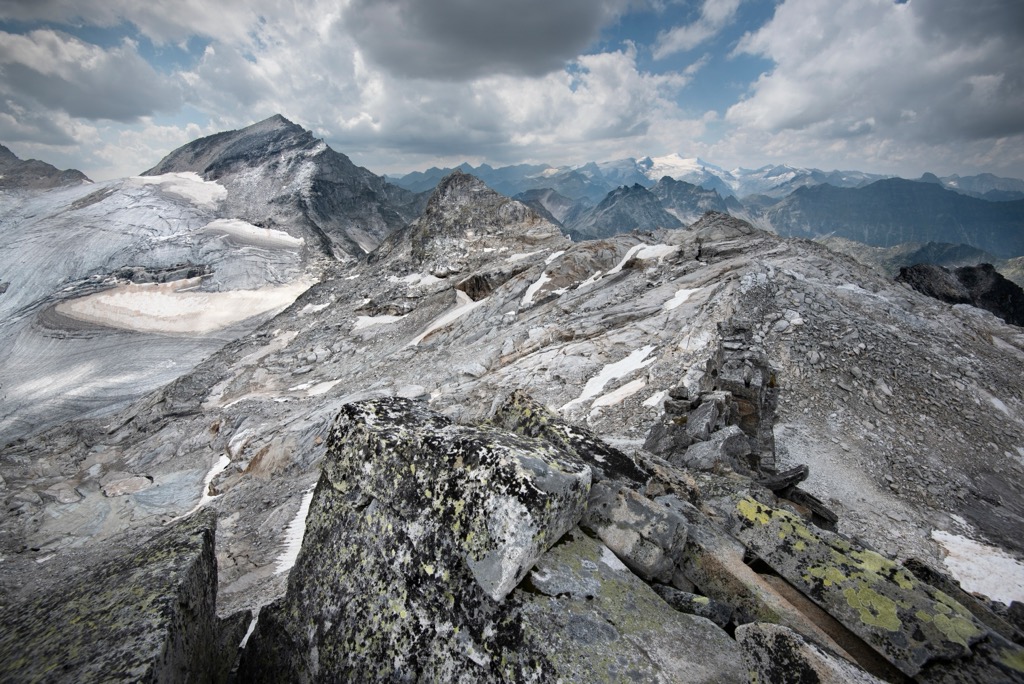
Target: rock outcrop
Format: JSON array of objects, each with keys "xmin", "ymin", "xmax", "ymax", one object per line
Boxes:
[
  {"xmin": 898, "ymin": 262, "xmax": 1024, "ymax": 326},
  {"xmin": 0, "ymin": 143, "xmax": 90, "ymax": 189},
  {"xmin": 0, "ymin": 510, "xmax": 247, "ymax": 682}
]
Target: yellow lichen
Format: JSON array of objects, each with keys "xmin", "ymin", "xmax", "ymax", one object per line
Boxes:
[
  {"xmin": 931, "ymin": 613, "xmax": 982, "ymax": 648},
  {"xmin": 843, "ymin": 586, "xmax": 901, "ymax": 632},
  {"xmin": 737, "ymin": 498, "xmax": 771, "ymax": 525},
  {"xmin": 999, "ymin": 647, "xmax": 1024, "ymax": 673}
]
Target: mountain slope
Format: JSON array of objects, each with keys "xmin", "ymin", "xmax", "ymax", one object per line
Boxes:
[
  {"xmin": 767, "ymin": 178, "xmax": 1024, "ymax": 258},
  {"xmin": 651, "ymin": 176, "xmax": 735, "ymax": 224},
  {"xmin": 0, "ymin": 143, "xmax": 90, "ymax": 189},
  {"xmin": 145, "ymin": 115, "xmax": 423, "ymax": 257},
  {"xmin": 566, "ymin": 183, "xmax": 683, "ymax": 239}
]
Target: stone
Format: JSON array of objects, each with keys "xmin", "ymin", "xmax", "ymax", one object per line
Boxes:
[
  {"xmin": 581, "ymin": 483, "xmax": 688, "ymax": 584},
  {"xmin": 0, "ymin": 510, "xmax": 244, "ymax": 682},
  {"xmin": 651, "ymin": 584, "xmax": 734, "ymax": 628},
  {"xmin": 686, "ymin": 401, "xmax": 719, "ymax": 441},
  {"xmin": 671, "ymin": 425, "xmax": 750, "ymax": 472},
  {"xmin": 102, "ymin": 475, "xmax": 154, "ymax": 497},
  {"xmin": 520, "ymin": 529, "xmax": 746, "ymax": 683},
  {"xmin": 732, "ymin": 496, "xmax": 992, "ymax": 677},
  {"xmin": 239, "ymin": 397, "xmax": 592, "ymax": 681},
  {"xmin": 737, "ymin": 622, "xmax": 886, "ymax": 684},
  {"xmin": 493, "ymin": 389, "xmax": 649, "ymax": 485}
]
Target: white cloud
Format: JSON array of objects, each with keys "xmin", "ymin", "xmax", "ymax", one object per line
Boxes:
[
  {"xmin": 0, "ymin": 29, "xmax": 182, "ymax": 121},
  {"xmin": 653, "ymin": 0, "xmax": 742, "ymax": 59},
  {"xmin": 723, "ymin": 0, "xmax": 1024, "ymax": 175}
]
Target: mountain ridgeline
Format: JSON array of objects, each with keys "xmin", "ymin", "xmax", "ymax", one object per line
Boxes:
[{"xmin": 144, "ymin": 114, "xmax": 425, "ymax": 258}]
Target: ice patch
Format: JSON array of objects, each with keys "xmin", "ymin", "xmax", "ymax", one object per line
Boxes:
[
  {"xmin": 509, "ymin": 250, "xmax": 544, "ymax": 262},
  {"xmin": 562, "ymin": 346, "xmax": 657, "ymax": 411},
  {"xmin": 932, "ymin": 530, "xmax": 1024, "ymax": 605},
  {"xmin": 608, "ymin": 243, "xmax": 677, "ymax": 275},
  {"xmin": 410, "ymin": 291, "xmax": 486, "ymax": 346},
  {"xmin": 55, "ymin": 277, "xmax": 314, "ymax": 335},
  {"xmin": 591, "ymin": 378, "xmax": 647, "ymax": 408},
  {"xmin": 663, "ymin": 287, "xmax": 701, "ymax": 311},
  {"xmin": 276, "ymin": 487, "xmax": 316, "ymax": 574},
  {"xmin": 521, "ymin": 271, "xmax": 551, "ymax": 307},
  {"xmin": 643, "ymin": 390, "xmax": 668, "ymax": 408},
  {"xmin": 167, "ymin": 454, "xmax": 231, "ymax": 524},
  {"xmin": 577, "ymin": 271, "xmax": 603, "ymax": 289},
  {"xmin": 201, "ymin": 218, "xmax": 304, "ymax": 249},
  {"xmin": 545, "ymin": 250, "xmax": 566, "ymax": 265},
  {"xmin": 132, "ymin": 172, "xmax": 226, "ymax": 209},
  {"xmin": 307, "ymin": 379, "xmax": 343, "ymax": 396},
  {"xmin": 352, "ymin": 314, "xmax": 406, "ymax": 331}
]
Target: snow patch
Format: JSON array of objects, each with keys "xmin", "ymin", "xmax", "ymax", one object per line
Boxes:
[
  {"xmin": 607, "ymin": 243, "xmax": 677, "ymax": 275},
  {"xmin": 562, "ymin": 346, "xmax": 657, "ymax": 411},
  {"xmin": 391, "ymin": 273, "xmax": 443, "ymax": 288},
  {"xmin": 545, "ymin": 250, "xmax": 566, "ymax": 265},
  {"xmin": 202, "ymin": 218, "xmax": 303, "ymax": 249},
  {"xmin": 132, "ymin": 172, "xmax": 226, "ymax": 209},
  {"xmin": 521, "ymin": 271, "xmax": 551, "ymax": 307},
  {"xmin": 664, "ymin": 287, "xmax": 701, "ymax": 311},
  {"xmin": 508, "ymin": 250, "xmax": 544, "ymax": 262},
  {"xmin": 167, "ymin": 454, "xmax": 231, "ymax": 524},
  {"xmin": 643, "ymin": 390, "xmax": 668, "ymax": 408},
  {"xmin": 410, "ymin": 291, "xmax": 486, "ymax": 346},
  {"xmin": 591, "ymin": 378, "xmax": 647, "ymax": 408},
  {"xmin": 307, "ymin": 379, "xmax": 343, "ymax": 396},
  {"xmin": 352, "ymin": 314, "xmax": 406, "ymax": 331},
  {"xmin": 577, "ymin": 271, "xmax": 603, "ymax": 289},
  {"xmin": 55, "ymin": 277, "xmax": 313, "ymax": 335},
  {"xmin": 932, "ymin": 530, "xmax": 1024, "ymax": 605},
  {"xmin": 276, "ymin": 487, "xmax": 317, "ymax": 574}
]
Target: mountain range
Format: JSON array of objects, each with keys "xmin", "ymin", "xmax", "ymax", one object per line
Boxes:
[{"xmin": 2, "ymin": 117, "xmax": 1024, "ymax": 682}]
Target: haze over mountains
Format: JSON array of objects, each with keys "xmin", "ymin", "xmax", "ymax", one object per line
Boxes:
[{"xmin": 2, "ymin": 116, "xmax": 1024, "ymax": 682}]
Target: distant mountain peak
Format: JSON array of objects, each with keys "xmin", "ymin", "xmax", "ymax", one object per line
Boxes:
[{"xmin": 0, "ymin": 143, "xmax": 90, "ymax": 189}]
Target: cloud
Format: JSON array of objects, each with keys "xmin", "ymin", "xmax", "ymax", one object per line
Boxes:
[
  {"xmin": 653, "ymin": 0, "xmax": 742, "ymax": 59},
  {"xmin": 0, "ymin": 29, "xmax": 182, "ymax": 121},
  {"xmin": 727, "ymin": 0, "xmax": 1024, "ymax": 144},
  {"xmin": 340, "ymin": 0, "xmax": 631, "ymax": 80}
]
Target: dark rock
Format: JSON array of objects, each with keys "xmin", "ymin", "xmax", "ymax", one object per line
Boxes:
[
  {"xmin": 758, "ymin": 464, "xmax": 810, "ymax": 493},
  {"xmin": 898, "ymin": 262, "xmax": 1024, "ymax": 326},
  {"xmin": 493, "ymin": 389, "xmax": 649, "ymax": 485},
  {"xmin": 652, "ymin": 584, "xmax": 734, "ymax": 628},
  {"xmin": 0, "ymin": 510, "xmax": 241, "ymax": 682},
  {"xmin": 239, "ymin": 397, "xmax": 591, "ymax": 681},
  {"xmin": 672, "ymin": 425, "xmax": 751, "ymax": 472},
  {"xmin": 0, "ymin": 143, "xmax": 90, "ymax": 189},
  {"xmin": 737, "ymin": 622, "xmax": 886, "ymax": 683}
]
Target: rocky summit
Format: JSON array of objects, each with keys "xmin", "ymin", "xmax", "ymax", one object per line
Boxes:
[{"xmin": 2, "ymin": 123, "xmax": 1024, "ymax": 682}]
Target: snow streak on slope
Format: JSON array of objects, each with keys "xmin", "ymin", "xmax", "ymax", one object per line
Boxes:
[
  {"xmin": 276, "ymin": 487, "xmax": 317, "ymax": 574},
  {"xmin": 561, "ymin": 346, "xmax": 657, "ymax": 411}
]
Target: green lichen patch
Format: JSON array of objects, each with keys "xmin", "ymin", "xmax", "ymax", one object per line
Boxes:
[
  {"xmin": 239, "ymin": 397, "xmax": 595, "ymax": 681},
  {"xmin": 732, "ymin": 496, "xmax": 989, "ymax": 677}
]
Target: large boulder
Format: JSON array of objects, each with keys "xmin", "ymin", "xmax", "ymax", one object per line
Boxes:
[
  {"xmin": 239, "ymin": 397, "xmax": 592, "ymax": 681},
  {"xmin": 0, "ymin": 510, "xmax": 245, "ymax": 682}
]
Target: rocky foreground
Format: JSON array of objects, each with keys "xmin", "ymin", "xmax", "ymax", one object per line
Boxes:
[{"xmin": 2, "ymin": 166, "xmax": 1024, "ymax": 681}]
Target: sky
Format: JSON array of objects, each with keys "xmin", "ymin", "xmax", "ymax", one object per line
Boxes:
[{"xmin": 0, "ymin": 0, "xmax": 1022, "ymax": 181}]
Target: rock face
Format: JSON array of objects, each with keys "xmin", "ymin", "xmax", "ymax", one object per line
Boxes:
[
  {"xmin": 897, "ymin": 262, "xmax": 1024, "ymax": 326},
  {"xmin": 0, "ymin": 143, "xmax": 90, "ymax": 189},
  {"xmin": 565, "ymin": 183, "xmax": 683, "ymax": 240},
  {"xmin": 651, "ymin": 176, "xmax": 734, "ymax": 225},
  {"xmin": 0, "ymin": 510, "xmax": 246, "ymax": 682},
  {"xmin": 144, "ymin": 114, "xmax": 423, "ymax": 257},
  {"xmin": 240, "ymin": 397, "xmax": 592, "ymax": 680}
]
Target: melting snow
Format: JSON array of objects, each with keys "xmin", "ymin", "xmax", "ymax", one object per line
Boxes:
[
  {"xmin": 276, "ymin": 487, "xmax": 316, "ymax": 574},
  {"xmin": 353, "ymin": 314, "xmax": 406, "ymax": 331},
  {"xmin": 521, "ymin": 271, "xmax": 551, "ymax": 306},
  {"xmin": 55, "ymin": 278, "xmax": 314, "ymax": 335},
  {"xmin": 201, "ymin": 218, "xmax": 304, "ymax": 249},
  {"xmin": 591, "ymin": 379, "xmax": 647, "ymax": 409},
  {"xmin": 509, "ymin": 250, "xmax": 544, "ymax": 262},
  {"xmin": 562, "ymin": 346, "xmax": 657, "ymax": 411},
  {"xmin": 663, "ymin": 287, "xmax": 701, "ymax": 311},
  {"xmin": 577, "ymin": 271, "xmax": 603, "ymax": 289},
  {"xmin": 167, "ymin": 454, "xmax": 231, "ymax": 524},
  {"xmin": 545, "ymin": 250, "xmax": 566, "ymax": 265},
  {"xmin": 132, "ymin": 172, "xmax": 226, "ymax": 209},
  {"xmin": 643, "ymin": 390, "xmax": 668, "ymax": 408},
  {"xmin": 932, "ymin": 530, "xmax": 1024, "ymax": 605},
  {"xmin": 410, "ymin": 291, "xmax": 486, "ymax": 346},
  {"xmin": 608, "ymin": 244, "xmax": 678, "ymax": 275}
]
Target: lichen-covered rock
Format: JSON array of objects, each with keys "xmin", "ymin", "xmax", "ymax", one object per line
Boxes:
[
  {"xmin": 0, "ymin": 509, "xmax": 240, "ymax": 682},
  {"xmin": 651, "ymin": 584, "xmax": 734, "ymax": 628},
  {"xmin": 581, "ymin": 483, "xmax": 688, "ymax": 584},
  {"xmin": 239, "ymin": 397, "xmax": 591, "ymax": 681},
  {"xmin": 492, "ymin": 389, "xmax": 649, "ymax": 485},
  {"xmin": 520, "ymin": 528, "xmax": 746, "ymax": 683},
  {"xmin": 737, "ymin": 622, "xmax": 886, "ymax": 684},
  {"xmin": 732, "ymin": 496, "xmax": 992, "ymax": 676}
]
